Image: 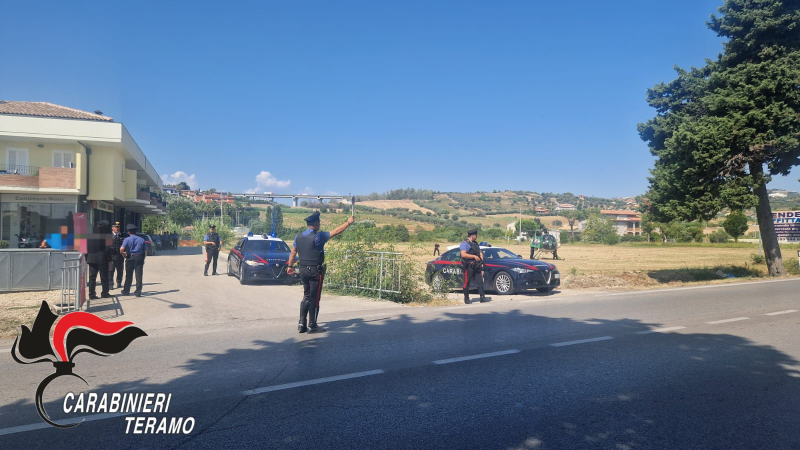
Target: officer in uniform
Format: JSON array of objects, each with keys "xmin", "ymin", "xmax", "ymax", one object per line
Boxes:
[
  {"xmin": 203, "ymin": 224, "xmax": 222, "ymax": 276},
  {"xmin": 109, "ymin": 222, "xmax": 127, "ymax": 289},
  {"xmin": 460, "ymin": 229, "xmax": 488, "ymax": 304},
  {"xmin": 286, "ymin": 211, "xmax": 354, "ymax": 333},
  {"xmin": 87, "ymin": 220, "xmax": 111, "ymax": 299},
  {"xmin": 120, "ymin": 224, "xmax": 146, "ymax": 297}
]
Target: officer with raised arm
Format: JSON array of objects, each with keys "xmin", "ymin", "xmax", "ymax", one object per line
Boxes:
[
  {"xmin": 460, "ymin": 229, "xmax": 488, "ymax": 304},
  {"xmin": 286, "ymin": 211, "xmax": 354, "ymax": 333}
]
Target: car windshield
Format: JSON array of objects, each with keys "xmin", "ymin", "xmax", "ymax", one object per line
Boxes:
[
  {"xmin": 483, "ymin": 248, "xmax": 520, "ymax": 260},
  {"xmin": 245, "ymin": 240, "xmax": 290, "ymax": 253}
]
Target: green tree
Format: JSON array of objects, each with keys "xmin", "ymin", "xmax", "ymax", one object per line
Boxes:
[
  {"xmin": 561, "ymin": 210, "xmax": 586, "ymax": 239},
  {"xmin": 167, "ymin": 198, "xmax": 197, "ymax": 227},
  {"xmin": 175, "ymin": 181, "xmax": 190, "ymax": 191},
  {"xmin": 581, "ymin": 214, "xmax": 619, "ymax": 245},
  {"xmin": 141, "ymin": 215, "xmax": 167, "ymax": 235},
  {"xmin": 722, "ymin": 210, "xmax": 750, "ymax": 242},
  {"xmin": 638, "ymin": 0, "xmax": 800, "ymax": 276}
]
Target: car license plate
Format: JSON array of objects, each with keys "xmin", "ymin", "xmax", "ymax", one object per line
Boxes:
[{"xmin": 554, "ymin": 273, "xmax": 560, "ymax": 279}]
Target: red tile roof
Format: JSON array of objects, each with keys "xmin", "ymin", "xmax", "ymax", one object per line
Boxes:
[{"xmin": 0, "ymin": 101, "xmax": 113, "ymax": 122}]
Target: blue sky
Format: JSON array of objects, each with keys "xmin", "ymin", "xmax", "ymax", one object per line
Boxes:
[{"xmin": 2, "ymin": 0, "xmax": 798, "ymax": 198}]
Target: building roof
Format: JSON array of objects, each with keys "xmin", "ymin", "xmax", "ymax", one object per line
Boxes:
[
  {"xmin": 0, "ymin": 100, "xmax": 114, "ymax": 122},
  {"xmin": 601, "ymin": 210, "xmax": 641, "ymax": 215}
]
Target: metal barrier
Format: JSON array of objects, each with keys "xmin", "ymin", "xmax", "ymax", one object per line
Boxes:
[
  {"xmin": 59, "ymin": 254, "xmax": 85, "ymax": 313},
  {"xmin": 326, "ymin": 251, "xmax": 403, "ymax": 299},
  {"xmin": 0, "ymin": 249, "xmax": 82, "ymax": 292}
]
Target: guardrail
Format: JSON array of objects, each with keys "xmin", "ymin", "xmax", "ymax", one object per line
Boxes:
[
  {"xmin": 0, "ymin": 249, "xmax": 81, "ymax": 292},
  {"xmin": 325, "ymin": 250, "xmax": 403, "ymax": 299}
]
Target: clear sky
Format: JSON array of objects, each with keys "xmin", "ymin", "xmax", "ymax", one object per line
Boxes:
[{"xmin": 2, "ymin": 1, "xmax": 798, "ymax": 198}]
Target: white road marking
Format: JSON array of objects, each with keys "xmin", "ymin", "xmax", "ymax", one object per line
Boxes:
[
  {"xmin": 0, "ymin": 412, "xmax": 125, "ymax": 436},
  {"xmin": 0, "ymin": 348, "xmax": 11, "ymax": 353},
  {"xmin": 706, "ymin": 317, "xmax": 749, "ymax": 324},
  {"xmin": 550, "ymin": 336, "xmax": 613, "ymax": 347},
  {"xmin": 763, "ymin": 310, "xmax": 798, "ymax": 316},
  {"xmin": 433, "ymin": 349, "xmax": 520, "ymax": 365},
  {"xmin": 635, "ymin": 326, "xmax": 687, "ymax": 335},
  {"xmin": 241, "ymin": 370, "xmax": 385, "ymax": 396}
]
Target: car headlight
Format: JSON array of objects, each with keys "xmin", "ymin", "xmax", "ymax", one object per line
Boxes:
[
  {"xmin": 511, "ymin": 267, "xmax": 535, "ymax": 274},
  {"xmin": 244, "ymin": 260, "xmax": 265, "ymax": 267}
]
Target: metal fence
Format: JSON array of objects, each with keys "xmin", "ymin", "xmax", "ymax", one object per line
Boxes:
[
  {"xmin": 325, "ymin": 251, "xmax": 403, "ymax": 298},
  {"xmin": 0, "ymin": 249, "xmax": 81, "ymax": 292},
  {"xmin": 59, "ymin": 253, "xmax": 85, "ymax": 313},
  {"xmin": 0, "ymin": 164, "xmax": 39, "ymax": 175}
]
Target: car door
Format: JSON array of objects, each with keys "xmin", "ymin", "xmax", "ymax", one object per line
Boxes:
[
  {"xmin": 231, "ymin": 238, "xmax": 246, "ymax": 275},
  {"xmin": 440, "ymin": 248, "xmax": 464, "ymax": 287}
]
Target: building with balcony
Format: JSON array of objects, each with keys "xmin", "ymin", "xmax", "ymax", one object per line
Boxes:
[
  {"xmin": 598, "ymin": 210, "xmax": 642, "ymax": 236},
  {"xmin": 0, "ymin": 101, "xmax": 165, "ymax": 248}
]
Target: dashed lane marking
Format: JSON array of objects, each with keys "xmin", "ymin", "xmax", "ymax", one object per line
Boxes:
[
  {"xmin": 706, "ymin": 317, "xmax": 749, "ymax": 325},
  {"xmin": 433, "ymin": 349, "xmax": 520, "ymax": 365},
  {"xmin": 550, "ymin": 336, "xmax": 613, "ymax": 347},
  {"xmin": 635, "ymin": 326, "xmax": 687, "ymax": 335},
  {"xmin": 763, "ymin": 310, "xmax": 798, "ymax": 316},
  {"xmin": 241, "ymin": 370, "xmax": 385, "ymax": 396}
]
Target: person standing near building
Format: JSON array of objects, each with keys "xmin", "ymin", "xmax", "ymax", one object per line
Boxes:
[
  {"xmin": 109, "ymin": 222, "xmax": 127, "ymax": 289},
  {"xmin": 87, "ymin": 220, "xmax": 111, "ymax": 300},
  {"xmin": 460, "ymin": 229, "xmax": 487, "ymax": 304},
  {"xmin": 286, "ymin": 211, "xmax": 355, "ymax": 333},
  {"xmin": 120, "ymin": 224, "xmax": 146, "ymax": 297},
  {"xmin": 204, "ymin": 224, "xmax": 221, "ymax": 276}
]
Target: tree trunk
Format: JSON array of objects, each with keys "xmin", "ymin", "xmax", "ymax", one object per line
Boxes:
[{"xmin": 749, "ymin": 162, "xmax": 784, "ymax": 276}]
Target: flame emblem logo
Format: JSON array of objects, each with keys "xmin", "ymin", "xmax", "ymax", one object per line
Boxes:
[{"xmin": 11, "ymin": 301, "xmax": 147, "ymax": 428}]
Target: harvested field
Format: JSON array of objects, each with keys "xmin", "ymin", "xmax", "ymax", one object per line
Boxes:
[
  {"xmin": 359, "ymin": 200, "xmax": 434, "ymax": 214},
  {"xmin": 0, "ymin": 290, "xmax": 60, "ymax": 338}
]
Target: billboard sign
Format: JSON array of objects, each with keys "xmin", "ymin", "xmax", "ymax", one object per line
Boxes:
[{"xmin": 772, "ymin": 210, "xmax": 800, "ymax": 242}]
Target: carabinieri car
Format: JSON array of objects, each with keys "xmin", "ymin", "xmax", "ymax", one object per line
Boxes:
[
  {"xmin": 425, "ymin": 245, "xmax": 560, "ymax": 294},
  {"xmin": 227, "ymin": 234, "xmax": 298, "ymax": 285}
]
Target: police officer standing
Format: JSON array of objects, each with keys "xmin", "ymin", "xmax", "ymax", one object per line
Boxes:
[
  {"xmin": 286, "ymin": 211, "xmax": 354, "ymax": 333},
  {"xmin": 204, "ymin": 224, "xmax": 222, "ymax": 276},
  {"xmin": 87, "ymin": 220, "xmax": 111, "ymax": 300},
  {"xmin": 120, "ymin": 224, "xmax": 146, "ymax": 297},
  {"xmin": 460, "ymin": 229, "xmax": 488, "ymax": 304},
  {"xmin": 109, "ymin": 222, "xmax": 127, "ymax": 289}
]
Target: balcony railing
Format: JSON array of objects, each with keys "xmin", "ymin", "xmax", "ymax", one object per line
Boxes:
[{"xmin": 0, "ymin": 164, "xmax": 39, "ymax": 176}]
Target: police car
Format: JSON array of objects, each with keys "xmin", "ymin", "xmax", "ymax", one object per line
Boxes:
[
  {"xmin": 425, "ymin": 245, "xmax": 560, "ymax": 294},
  {"xmin": 227, "ymin": 234, "xmax": 298, "ymax": 285}
]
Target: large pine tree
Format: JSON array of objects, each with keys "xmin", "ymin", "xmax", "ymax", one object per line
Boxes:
[{"xmin": 639, "ymin": 0, "xmax": 800, "ymax": 275}]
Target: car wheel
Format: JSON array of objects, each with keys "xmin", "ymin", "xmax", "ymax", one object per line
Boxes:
[
  {"xmin": 239, "ymin": 264, "xmax": 248, "ymax": 285},
  {"xmin": 227, "ymin": 259, "xmax": 234, "ymax": 276},
  {"xmin": 431, "ymin": 271, "xmax": 446, "ymax": 291},
  {"xmin": 494, "ymin": 272, "xmax": 514, "ymax": 295},
  {"xmin": 536, "ymin": 287, "xmax": 553, "ymax": 293}
]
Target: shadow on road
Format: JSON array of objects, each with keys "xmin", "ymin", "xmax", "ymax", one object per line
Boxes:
[{"xmin": 3, "ymin": 307, "xmax": 799, "ymax": 449}]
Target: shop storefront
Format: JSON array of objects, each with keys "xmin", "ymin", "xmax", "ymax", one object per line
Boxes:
[{"xmin": 1, "ymin": 194, "xmax": 78, "ymax": 248}]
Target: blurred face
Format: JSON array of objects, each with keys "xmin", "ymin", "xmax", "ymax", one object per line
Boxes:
[
  {"xmin": 112, "ymin": 226, "xmax": 119, "ymax": 233},
  {"xmin": 468, "ymin": 234, "xmax": 477, "ymax": 241},
  {"xmin": 310, "ymin": 221, "xmax": 321, "ymax": 231},
  {"xmin": 210, "ymin": 227, "xmax": 215, "ymax": 233}
]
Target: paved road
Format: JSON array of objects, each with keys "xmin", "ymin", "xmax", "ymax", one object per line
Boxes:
[{"xmin": 0, "ymin": 249, "xmax": 798, "ymax": 449}]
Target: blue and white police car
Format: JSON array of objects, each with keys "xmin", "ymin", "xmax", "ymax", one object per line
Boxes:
[{"xmin": 227, "ymin": 234, "xmax": 298, "ymax": 285}]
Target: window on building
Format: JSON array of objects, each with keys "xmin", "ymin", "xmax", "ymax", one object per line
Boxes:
[
  {"xmin": 5, "ymin": 147, "xmax": 30, "ymax": 173},
  {"xmin": 52, "ymin": 150, "xmax": 75, "ymax": 168}
]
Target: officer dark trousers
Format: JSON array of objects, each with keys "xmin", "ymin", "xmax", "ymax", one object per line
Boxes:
[
  {"xmin": 530, "ymin": 247, "xmax": 535, "ymax": 259},
  {"xmin": 299, "ymin": 265, "xmax": 323, "ymax": 328},
  {"xmin": 123, "ymin": 254, "xmax": 145, "ymax": 295},
  {"xmin": 88, "ymin": 260, "xmax": 110, "ymax": 297},
  {"xmin": 205, "ymin": 249, "xmax": 219, "ymax": 274},
  {"xmin": 462, "ymin": 263, "xmax": 486, "ymax": 303},
  {"xmin": 109, "ymin": 254, "xmax": 124, "ymax": 286}
]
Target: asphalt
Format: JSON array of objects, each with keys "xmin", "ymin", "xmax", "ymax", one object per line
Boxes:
[{"xmin": 0, "ymin": 248, "xmax": 798, "ymax": 449}]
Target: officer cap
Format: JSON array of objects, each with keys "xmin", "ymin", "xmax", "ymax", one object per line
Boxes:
[
  {"xmin": 209, "ymin": 224, "xmax": 216, "ymax": 229},
  {"xmin": 96, "ymin": 220, "xmax": 110, "ymax": 227},
  {"xmin": 305, "ymin": 211, "xmax": 321, "ymax": 224},
  {"xmin": 112, "ymin": 222, "xmax": 121, "ymax": 228},
  {"xmin": 467, "ymin": 229, "xmax": 478, "ymax": 236},
  {"xmin": 126, "ymin": 224, "xmax": 138, "ymax": 231}
]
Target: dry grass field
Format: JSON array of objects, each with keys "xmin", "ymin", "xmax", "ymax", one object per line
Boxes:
[{"xmin": 359, "ymin": 200, "xmax": 435, "ymax": 214}]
